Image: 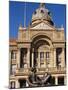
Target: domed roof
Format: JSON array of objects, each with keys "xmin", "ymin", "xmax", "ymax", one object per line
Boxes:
[{"xmin": 32, "ymin": 3, "xmax": 54, "ymax": 25}]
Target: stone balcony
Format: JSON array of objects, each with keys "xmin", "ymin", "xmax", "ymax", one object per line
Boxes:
[
  {"xmin": 15, "ymin": 68, "xmax": 30, "ymax": 76},
  {"xmin": 36, "ymin": 67, "xmax": 66, "ymax": 74},
  {"xmin": 11, "ymin": 59, "xmax": 16, "ymax": 64},
  {"xmin": 15, "ymin": 67, "xmax": 66, "ymax": 76}
]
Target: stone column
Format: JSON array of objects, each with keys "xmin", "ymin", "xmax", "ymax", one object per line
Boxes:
[
  {"xmin": 14, "ymin": 52, "xmax": 16, "ymax": 60},
  {"xmin": 64, "ymin": 76, "xmax": 67, "ymax": 85},
  {"xmin": 32, "ymin": 48, "xmax": 34, "ymax": 67},
  {"xmin": 53, "ymin": 48, "xmax": 56, "ymax": 68},
  {"xmin": 44, "ymin": 52, "xmax": 46, "ymax": 67},
  {"xmin": 61, "ymin": 48, "xmax": 65, "ymax": 67},
  {"xmin": 26, "ymin": 81, "xmax": 29, "ymax": 87},
  {"xmin": 38, "ymin": 52, "xmax": 40, "ymax": 68},
  {"xmin": 9, "ymin": 51, "xmax": 11, "ymax": 61},
  {"xmin": 9, "ymin": 51, "xmax": 11, "ymax": 74},
  {"xmin": 15, "ymin": 79, "xmax": 19, "ymax": 88},
  {"xmin": 55, "ymin": 76, "xmax": 58, "ymax": 85},
  {"xmin": 17, "ymin": 49, "xmax": 20, "ymax": 69},
  {"xmin": 50, "ymin": 48, "xmax": 53, "ymax": 68},
  {"xmin": 27, "ymin": 48, "xmax": 30, "ymax": 68}
]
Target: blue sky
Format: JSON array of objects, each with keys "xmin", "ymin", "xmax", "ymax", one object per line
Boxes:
[{"xmin": 9, "ymin": 1, "xmax": 66, "ymax": 38}]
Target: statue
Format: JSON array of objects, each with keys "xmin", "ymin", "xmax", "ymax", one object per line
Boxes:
[
  {"xmin": 27, "ymin": 67, "xmax": 52, "ymax": 87},
  {"xmin": 40, "ymin": 3, "xmax": 45, "ymax": 8}
]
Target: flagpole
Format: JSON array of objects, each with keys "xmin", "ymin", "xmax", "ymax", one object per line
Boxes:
[{"xmin": 24, "ymin": 1, "xmax": 26, "ymax": 28}]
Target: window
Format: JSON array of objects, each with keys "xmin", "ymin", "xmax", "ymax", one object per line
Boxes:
[
  {"xmin": 46, "ymin": 52, "xmax": 50, "ymax": 59},
  {"xmin": 41, "ymin": 10, "xmax": 44, "ymax": 13},
  {"xmin": 10, "ymin": 81, "xmax": 15, "ymax": 89},
  {"xmin": 58, "ymin": 57, "xmax": 61, "ymax": 63},
  {"xmin": 40, "ymin": 52, "xmax": 44, "ymax": 59},
  {"xmin": 11, "ymin": 64, "xmax": 16, "ymax": 75},
  {"xmin": 23, "ymin": 54, "xmax": 26, "ymax": 63},
  {"xmin": 34, "ymin": 11, "xmax": 36, "ymax": 14},
  {"xmin": 48, "ymin": 11, "xmax": 51, "ymax": 16},
  {"xmin": 11, "ymin": 51, "xmax": 14, "ymax": 59},
  {"xmin": 11, "ymin": 51, "xmax": 16, "ymax": 59},
  {"xmin": 40, "ymin": 52, "xmax": 44, "ymax": 64}
]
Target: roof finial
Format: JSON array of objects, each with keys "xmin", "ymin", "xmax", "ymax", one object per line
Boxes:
[
  {"xmin": 61, "ymin": 24, "xmax": 63, "ymax": 28},
  {"xmin": 40, "ymin": 3, "xmax": 45, "ymax": 8},
  {"xmin": 19, "ymin": 24, "xmax": 22, "ymax": 30}
]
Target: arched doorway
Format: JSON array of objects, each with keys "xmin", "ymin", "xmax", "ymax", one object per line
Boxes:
[{"xmin": 31, "ymin": 35, "xmax": 53, "ymax": 68}]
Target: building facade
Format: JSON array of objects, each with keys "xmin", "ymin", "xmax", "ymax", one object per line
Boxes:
[{"xmin": 9, "ymin": 3, "xmax": 66, "ymax": 89}]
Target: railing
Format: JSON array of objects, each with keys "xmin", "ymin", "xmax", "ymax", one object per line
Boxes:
[
  {"xmin": 36, "ymin": 67, "xmax": 66, "ymax": 73},
  {"xmin": 15, "ymin": 68, "xmax": 30, "ymax": 75},
  {"xmin": 11, "ymin": 59, "xmax": 16, "ymax": 64},
  {"xmin": 15, "ymin": 67, "xmax": 66, "ymax": 75},
  {"xmin": 38, "ymin": 67, "xmax": 65, "ymax": 70}
]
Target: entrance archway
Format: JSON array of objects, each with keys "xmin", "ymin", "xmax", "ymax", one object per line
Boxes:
[{"xmin": 31, "ymin": 35, "xmax": 53, "ymax": 68}]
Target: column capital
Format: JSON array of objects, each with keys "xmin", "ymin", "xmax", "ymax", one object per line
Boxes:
[
  {"xmin": 53, "ymin": 48, "xmax": 56, "ymax": 50},
  {"xmin": 32, "ymin": 48, "xmax": 34, "ymax": 52},
  {"xmin": 17, "ymin": 48, "xmax": 21, "ymax": 51},
  {"xmin": 50, "ymin": 48, "xmax": 54, "ymax": 51},
  {"xmin": 27, "ymin": 47, "xmax": 31, "ymax": 50},
  {"xmin": 62, "ymin": 47, "xmax": 65, "ymax": 50}
]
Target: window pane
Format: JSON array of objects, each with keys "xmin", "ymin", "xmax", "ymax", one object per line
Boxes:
[
  {"xmin": 14, "ymin": 52, "xmax": 16, "ymax": 59},
  {"xmin": 46, "ymin": 52, "xmax": 49, "ymax": 58},
  {"xmin": 11, "ymin": 51, "xmax": 14, "ymax": 59},
  {"xmin": 40, "ymin": 52, "xmax": 44, "ymax": 58},
  {"xmin": 40, "ymin": 52, "xmax": 44, "ymax": 64}
]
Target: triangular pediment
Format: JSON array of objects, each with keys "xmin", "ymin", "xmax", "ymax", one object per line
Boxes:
[{"xmin": 31, "ymin": 22, "xmax": 54, "ymax": 30}]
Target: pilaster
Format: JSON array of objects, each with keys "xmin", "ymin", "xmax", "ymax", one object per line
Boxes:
[
  {"xmin": 27, "ymin": 48, "xmax": 30, "ymax": 68},
  {"xmin": 32, "ymin": 48, "xmax": 34, "ymax": 67},
  {"xmin": 64, "ymin": 76, "xmax": 67, "ymax": 85},
  {"xmin": 38, "ymin": 52, "xmax": 40, "ymax": 68},
  {"xmin": 61, "ymin": 48, "xmax": 65, "ymax": 67},
  {"xmin": 17, "ymin": 49, "xmax": 20, "ymax": 69},
  {"xmin": 53, "ymin": 48, "xmax": 56, "ymax": 67},
  {"xmin": 15, "ymin": 79, "xmax": 19, "ymax": 88}
]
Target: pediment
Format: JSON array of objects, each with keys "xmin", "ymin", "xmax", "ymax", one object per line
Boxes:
[{"xmin": 31, "ymin": 22, "xmax": 54, "ymax": 30}]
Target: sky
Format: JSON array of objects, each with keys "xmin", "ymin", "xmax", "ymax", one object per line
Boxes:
[{"xmin": 9, "ymin": 1, "xmax": 66, "ymax": 38}]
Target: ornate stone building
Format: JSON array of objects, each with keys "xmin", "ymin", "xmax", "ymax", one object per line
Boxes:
[{"xmin": 9, "ymin": 3, "xmax": 66, "ymax": 89}]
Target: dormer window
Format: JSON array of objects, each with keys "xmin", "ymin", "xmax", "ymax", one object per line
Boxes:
[
  {"xmin": 48, "ymin": 11, "xmax": 52, "ymax": 17},
  {"xmin": 48, "ymin": 11, "xmax": 50, "ymax": 15},
  {"xmin": 41, "ymin": 10, "xmax": 44, "ymax": 13},
  {"xmin": 34, "ymin": 11, "xmax": 36, "ymax": 14}
]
